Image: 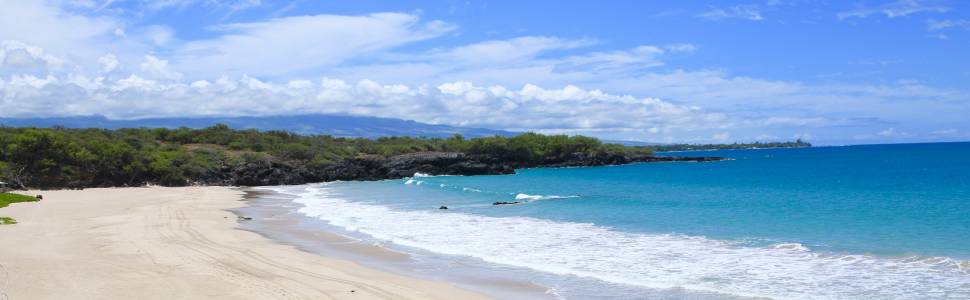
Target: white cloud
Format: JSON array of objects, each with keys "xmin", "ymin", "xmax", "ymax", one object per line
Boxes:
[
  {"xmin": 927, "ymin": 19, "xmax": 970, "ymax": 31},
  {"xmin": 0, "ymin": 0, "xmax": 118, "ymax": 60},
  {"xmin": 121, "ymin": 0, "xmax": 264, "ymax": 13},
  {"xmin": 2, "ymin": 3, "xmax": 969, "ymax": 145},
  {"xmin": 712, "ymin": 132, "xmax": 731, "ymax": 142},
  {"xmin": 174, "ymin": 13, "xmax": 456, "ymax": 77},
  {"xmin": 0, "ymin": 41, "xmax": 66, "ymax": 72},
  {"xmin": 665, "ymin": 44, "xmax": 697, "ymax": 53},
  {"xmin": 220, "ymin": 0, "xmax": 263, "ymax": 13},
  {"xmin": 0, "ymin": 73, "xmax": 729, "ymax": 139},
  {"xmin": 324, "ymin": 38, "xmax": 695, "ymax": 89},
  {"xmin": 930, "ymin": 128, "xmax": 958, "ymax": 135},
  {"xmin": 877, "ymin": 127, "xmax": 897, "ymax": 137},
  {"xmin": 97, "ymin": 53, "xmax": 120, "ymax": 73},
  {"xmin": 697, "ymin": 5, "xmax": 764, "ymax": 21},
  {"xmin": 542, "ymin": 45, "xmax": 667, "ymax": 76},
  {"xmin": 143, "ymin": 25, "xmax": 175, "ymax": 46},
  {"xmin": 837, "ymin": 0, "xmax": 948, "ymax": 19},
  {"xmin": 140, "ymin": 54, "xmax": 182, "ymax": 80},
  {"xmin": 0, "ymin": 1, "xmax": 167, "ymax": 78},
  {"xmin": 423, "ymin": 36, "xmax": 595, "ymax": 66},
  {"xmin": 139, "ymin": 0, "xmax": 195, "ymax": 11}
]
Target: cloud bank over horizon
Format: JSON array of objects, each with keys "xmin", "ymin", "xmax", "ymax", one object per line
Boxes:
[{"xmin": 1, "ymin": 0, "xmax": 969, "ymax": 145}]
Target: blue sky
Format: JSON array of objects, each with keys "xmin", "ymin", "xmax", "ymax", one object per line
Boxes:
[{"xmin": 1, "ymin": 0, "xmax": 969, "ymax": 145}]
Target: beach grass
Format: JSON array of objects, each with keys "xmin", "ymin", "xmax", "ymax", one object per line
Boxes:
[
  {"xmin": 1, "ymin": 192, "xmax": 39, "ymax": 224},
  {"xmin": 0, "ymin": 192, "xmax": 38, "ymax": 208}
]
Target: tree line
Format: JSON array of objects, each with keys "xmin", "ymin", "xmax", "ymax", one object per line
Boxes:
[
  {"xmin": 0, "ymin": 125, "xmax": 653, "ymax": 188},
  {"xmin": 645, "ymin": 139, "xmax": 811, "ymax": 152}
]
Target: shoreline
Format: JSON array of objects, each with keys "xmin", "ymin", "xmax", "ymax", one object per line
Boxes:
[
  {"xmin": 232, "ymin": 187, "xmax": 556, "ymax": 300},
  {"xmin": 0, "ymin": 186, "xmax": 490, "ymax": 299}
]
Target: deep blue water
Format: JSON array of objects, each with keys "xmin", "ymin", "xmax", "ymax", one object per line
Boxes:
[{"xmin": 275, "ymin": 142, "xmax": 970, "ymax": 299}]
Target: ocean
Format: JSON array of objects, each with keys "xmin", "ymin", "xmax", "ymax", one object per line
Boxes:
[{"xmin": 262, "ymin": 142, "xmax": 970, "ymax": 299}]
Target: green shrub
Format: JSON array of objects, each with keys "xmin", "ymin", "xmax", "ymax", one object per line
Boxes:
[{"xmin": 0, "ymin": 192, "xmax": 39, "ymax": 209}]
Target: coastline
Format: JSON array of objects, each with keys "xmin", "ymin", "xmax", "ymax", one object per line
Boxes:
[
  {"xmin": 232, "ymin": 187, "xmax": 556, "ymax": 300},
  {"xmin": 0, "ymin": 186, "xmax": 490, "ymax": 299}
]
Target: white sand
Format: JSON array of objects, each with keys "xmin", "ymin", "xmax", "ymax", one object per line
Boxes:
[{"xmin": 0, "ymin": 186, "xmax": 489, "ymax": 300}]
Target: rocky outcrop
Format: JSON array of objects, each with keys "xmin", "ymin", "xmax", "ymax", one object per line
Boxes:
[{"xmin": 183, "ymin": 151, "xmax": 724, "ymax": 186}]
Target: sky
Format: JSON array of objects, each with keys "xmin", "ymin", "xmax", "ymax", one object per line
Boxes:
[{"xmin": 1, "ymin": 0, "xmax": 968, "ymax": 145}]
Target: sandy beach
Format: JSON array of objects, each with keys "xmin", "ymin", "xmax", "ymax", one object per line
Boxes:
[{"xmin": 0, "ymin": 186, "xmax": 489, "ymax": 300}]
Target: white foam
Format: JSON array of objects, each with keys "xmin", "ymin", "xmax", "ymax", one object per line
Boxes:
[
  {"xmin": 291, "ymin": 186, "xmax": 970, "ymax": 300},
  {"xmin": 404, "ymin": 179, "xmax": 425, "ymax": 185},
  {"xmin": 514, "ymin": 193, "xmax": 580, "ymax": 201},
  {"xmin": 771, "ymin": 243, "xmax": 810, "ymax": 252}
]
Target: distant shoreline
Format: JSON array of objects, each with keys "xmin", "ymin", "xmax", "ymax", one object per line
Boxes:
[{"xmin": 0, "ymin": 126, "xmax": 723, "ymax": 190}]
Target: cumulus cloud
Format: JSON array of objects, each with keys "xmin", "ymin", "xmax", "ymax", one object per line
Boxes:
[
  {"xmin": 0, "ymin": 72, "xmax": 728, "ymax": 138},
  {"xmin": 0, "ymin": 41, "xmax": 66, "ymax": 72},
  {"xmin": 3, "ymin": 34, "xmax": 968, "ymax": 144},
  {"xmin": 139, "ymin": 55, "xmax": 182, "ymax": 80}
]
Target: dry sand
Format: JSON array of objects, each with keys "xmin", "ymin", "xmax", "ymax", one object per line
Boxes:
[{"xmin": 0, "ymin": 186, "xmax": 490, "ymax": 300}]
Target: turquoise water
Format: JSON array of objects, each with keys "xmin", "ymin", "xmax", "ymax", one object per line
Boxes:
[{"xmin": 274, "ymin": 142, "xmax": 970, "ymax": 299}]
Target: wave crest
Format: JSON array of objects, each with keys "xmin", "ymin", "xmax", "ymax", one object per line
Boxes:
[{"xmin": 514, "ymin": 193, "xmax": 579, "ymax": 201}]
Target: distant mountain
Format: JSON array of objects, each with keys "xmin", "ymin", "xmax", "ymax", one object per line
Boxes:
[
  {"xmin": 0, "ymin": 115, "xmax": 517, "ymax": 139},
  {"xmin": 601, "ymin": 140, "xmax": 667, "ymax": 147}
]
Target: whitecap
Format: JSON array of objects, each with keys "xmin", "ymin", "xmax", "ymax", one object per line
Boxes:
[
  {"xmin": 291, "ymin": 186, "xmax": 970, "ymax": 300},
  {"xmin": 514, "ymin": 193, "xmax": 580, "ymax": 201}
]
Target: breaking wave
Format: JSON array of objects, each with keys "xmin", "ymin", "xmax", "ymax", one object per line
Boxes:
[
  {"xmin": 514, "ymin": 193, "xmax": 580, "ymax": 201},
  {"xmin": 283, "ymin": 185, "xmax": 970, "ymax": 300}
]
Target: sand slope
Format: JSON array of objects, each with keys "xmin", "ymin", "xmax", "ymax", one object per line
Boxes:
[{"xmin": 0, "ymin": 186, "xmax": 489, "ymax": 300}]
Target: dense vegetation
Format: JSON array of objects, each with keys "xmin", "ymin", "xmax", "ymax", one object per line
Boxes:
[
  {"xmin": 0, "ymin": 125, "xmax": 658, "ymax": 189},
  {"xmin": 646, "ymin": 140, "xmax": 811, "ymax": 152},
  {"xmin": 0, "ymin": 192, "xmax": 39, "ymax": 224}
]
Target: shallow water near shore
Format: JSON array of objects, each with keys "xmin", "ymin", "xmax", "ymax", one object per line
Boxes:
[
  {"xmin": 233, "ymin": 189, "xmax": 562, "ymax": 300},
  {"xmin": 244, "ymin": 142, "xmax": 970, "ymax": 299}
]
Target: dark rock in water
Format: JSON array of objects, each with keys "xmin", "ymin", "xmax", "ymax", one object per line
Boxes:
[
  {"xmin": 237, "ymin": 216, "xmax": 253, "ymax": 221},
  {"xmin": 439, "ymin": 206, "xmax": 448, "ymax": 210},
  {"xmin": 492, "ymin": 201, "xmax": 521, "ymax": 205},
  {"xmin": 35, "ymin": 195, "xmax": 43, "ymax": 200}
]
